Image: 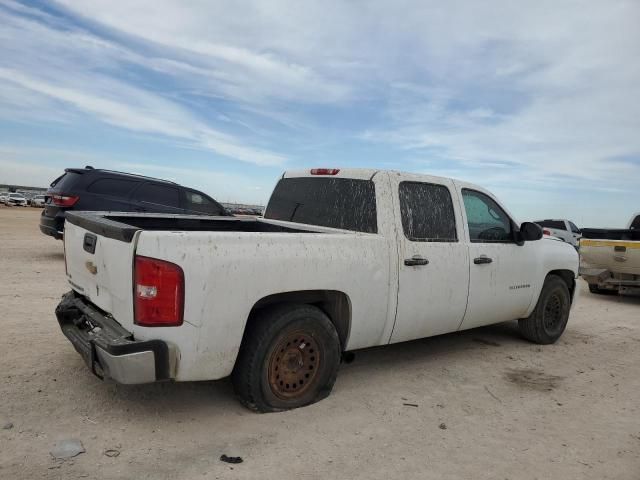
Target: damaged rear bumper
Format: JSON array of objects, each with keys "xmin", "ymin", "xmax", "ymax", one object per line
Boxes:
[{"xmin": 55, "ymin": 291, "xmax": 172, "ymax": 384}]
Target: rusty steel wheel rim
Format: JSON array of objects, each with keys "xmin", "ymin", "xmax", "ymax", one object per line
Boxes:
[{"xmin": 268, "ymin": 330, "xmax": 321, "ymax": 400}]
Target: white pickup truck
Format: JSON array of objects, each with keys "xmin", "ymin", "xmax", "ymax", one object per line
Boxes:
[
  {"xmin": 532, "ymin": 219, "xmax": 582, "ymax": 248},
  {"xmin": 56, "ymin": 168, "xmax": 579, "ymax": 411},
  {"xmin": 579, "ymin": 212, "xmax": 640, "ymax": 295}
]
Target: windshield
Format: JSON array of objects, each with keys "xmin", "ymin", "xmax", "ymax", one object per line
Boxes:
[{"xmin": 264, "ymin": 177, "xmax": 377, "ymax": 233}]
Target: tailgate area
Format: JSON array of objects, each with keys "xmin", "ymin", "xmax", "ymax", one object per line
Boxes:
[
  {"xmin": 56, "ymin": 291, "xmax": 172, "ymax": 383},
  {"xmin": 64, "ymin": 217, "xmax": 137, "ymax": 331}
]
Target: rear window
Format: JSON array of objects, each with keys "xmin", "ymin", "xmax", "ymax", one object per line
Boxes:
[
  {"xmin": 87, "ymin": 178, "xmax": 140, "ymax": 196},
  {"xmin": 534, "ymin": 220, "xmax": 566, "ymax": 230},
  {"xmin": 50, "ymin": 172, "xmax": 82, "ymax": 191},
  {"xmin": 264, "ymin": 177, "xmax": 377, "ymax": 233},
  {"xmin": 630, "ymin": 216, "xmax": 640, "ymax": 230}
]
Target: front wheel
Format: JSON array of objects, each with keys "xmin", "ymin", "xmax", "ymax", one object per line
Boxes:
[
  {"xmin": 518, "ymin": 275, "xmax": 571, "ymax": 344},
  {"xmin": 232, "ymin": 304, "xmax": 341, "ymax": 412}
]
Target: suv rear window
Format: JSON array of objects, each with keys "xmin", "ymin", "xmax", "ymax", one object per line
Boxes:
[
  {"xmin": 50, "ymin": 172, "xmax": 82, "ymax": 191},
  {"xmin": 264, "ymin": 177, "xmax": 377, "ymax": 233},
  {"xmin": 534, "ymin": 220, "xmax": 566, "ymax": 230}
]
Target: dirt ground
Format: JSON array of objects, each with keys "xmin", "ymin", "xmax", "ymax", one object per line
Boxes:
[{"xmin": 1, "ymin": 206, "xmax": 639, "ymax": 480}]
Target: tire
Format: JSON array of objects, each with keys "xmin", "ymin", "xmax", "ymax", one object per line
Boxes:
[
  {"xmin": 232, "ymin": 304, "xmax": 341, "ymax": 412},
  {"xmin": 518, "ymin": 275, "xmax": 571, "ymax": 344}
]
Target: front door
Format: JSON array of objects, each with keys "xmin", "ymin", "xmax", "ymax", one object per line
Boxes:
[
  {"xmin": 458, "ymin": 188, "xmax": 536, "ymax": 330},
  {"xmin": 390, "ymin": 178, "xmax": 470, "ymax": 344}
]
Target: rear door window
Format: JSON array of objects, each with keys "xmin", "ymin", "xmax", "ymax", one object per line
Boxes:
[
  {"xmin": 462, "ymin": 189, "xmax": 513, "ymax": 242},
  {"xmin": 264, "ymin": 177, "xmax": 377, "ymax": 233},
  {"xmin": 183, "ymin": 190, "xmax": 225, "ymax": 215},
  {"xmin": 133, "ymin": 183, "xmax": 181, "ymax": 209},
  {"xmin": 87, "ymin": 178, "xmax": 140, "ymax": 196},
  {"xmin": 399, "ymin": 182, "xmax": 457, "ymax": 242}
]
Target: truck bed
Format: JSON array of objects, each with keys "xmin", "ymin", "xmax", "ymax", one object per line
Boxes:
[
  {"xmin": 66, "ymin": 211, "xmax": 326, "ymax": 242},
  {"xmin": 580, "ymin": 228, "xmax": 640, "ymax": 241}
]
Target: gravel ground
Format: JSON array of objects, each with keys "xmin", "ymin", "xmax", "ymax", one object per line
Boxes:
[{"xmin": 1, "ymin": 206, "xmax": 639, "ymax": 480}]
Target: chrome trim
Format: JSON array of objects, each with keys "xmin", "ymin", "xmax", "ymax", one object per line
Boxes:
[{"xmin": 95, "ymin": 347, "xmax": 156, "ymax": 384}]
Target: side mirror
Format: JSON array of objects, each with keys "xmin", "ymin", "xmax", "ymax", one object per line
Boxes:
[{"xmin": 519, "ymin": 222, "xmax": 543, "ymax": 242}]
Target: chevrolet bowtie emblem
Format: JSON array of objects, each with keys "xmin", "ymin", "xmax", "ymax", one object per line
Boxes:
[{"xmin": 85, "ymin": 261, "xmax": 98, "ymax": 275}]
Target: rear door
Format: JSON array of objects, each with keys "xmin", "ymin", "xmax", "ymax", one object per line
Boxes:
[
  {"xmin": 64, "ymin": 219, "xmax": 137, "ymax": 329},
  {"xmin": 390, "ymin": 175, "xmax": 470, "ymax": 343},
  {"xmin": 458, "ymin": 187, "xmax": 536, "ymax": 330}
]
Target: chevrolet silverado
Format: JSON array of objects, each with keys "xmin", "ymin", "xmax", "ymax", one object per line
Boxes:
[{"xmin": 56, "ymin": 168, "xmax": 579, "ymax": 411}]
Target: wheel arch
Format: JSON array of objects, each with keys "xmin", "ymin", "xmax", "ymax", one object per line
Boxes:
[
  {"xmin": 546, "ymin": 269, "xmax": 576, "ymax": 300},
  {"xmin": 248, "ymin": 290, "xmax": 352, "ymax": 350}
]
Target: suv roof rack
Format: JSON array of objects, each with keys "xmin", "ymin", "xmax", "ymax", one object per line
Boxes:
[{"xmin": 64, "ymin": 167, "xmax": 178, "ymax": 185}]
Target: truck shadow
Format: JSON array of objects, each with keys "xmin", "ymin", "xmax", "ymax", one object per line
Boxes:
[
  {"xmin": 340, "ymin": 321, "xmax": 523, "ymax": 374},
  {"xmin": 584, "ymin": 292, "xmax": 640, "ymax": 305},
  {"xmin": 83, "ymin": 321, "xmax": 530, "ymax": 419}
]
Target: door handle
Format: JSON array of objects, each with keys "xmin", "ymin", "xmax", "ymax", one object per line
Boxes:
[
  {"xmin": 473, "ymin": 256, "xmax": 493, "ymax": 265},
  {"xmin": 404, "ymin": 256, "xmax": 429, "ymax": 266}
]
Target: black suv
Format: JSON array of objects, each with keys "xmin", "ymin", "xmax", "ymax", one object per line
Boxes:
[{"xmin": 40, "ymin": 167, "xmax": 229, "ymax": 239}]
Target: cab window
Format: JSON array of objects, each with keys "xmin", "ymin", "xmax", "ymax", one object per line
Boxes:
[
  {"xmin": 462, "ymin": 189, "xmax": 513, "ymax": 242},
  {"xmin": 399, "ymin": 182, "xmax": 457, "ymax": 242}
]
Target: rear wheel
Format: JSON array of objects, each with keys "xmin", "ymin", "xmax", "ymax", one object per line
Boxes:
[
  {"xmin": 232, "ymin": 304, "xmax": 341, "ymax": 412},
  {"xmin": 518, "ymin": 275, "xmax": 571, "ymax": 344}
]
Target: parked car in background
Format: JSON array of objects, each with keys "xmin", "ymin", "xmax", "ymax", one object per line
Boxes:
[
  {"xmin": 31, "ymin": 194, "xmax": 46, "ymax": 207},
  {"xmin": 6, "ymin": 193, "xmax": 28, "ymax": 207},
  {"xmin": 56, "ymin": 168, "xmax": 579, "ymax": 412},
  {"xmin": 533, "ymin": 219, "xmax": 581, "ymax": 247},
  {"xmin": 40, "ymin": 166, "xmax": 229, "ymax": 239},
  {"xmin": 580, "ymin": 212, "xmax": 640, "ymax": 295}
]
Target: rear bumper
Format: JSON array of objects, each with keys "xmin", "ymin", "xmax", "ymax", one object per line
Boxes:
[
  {"xmin": 55, "ymin": 291, "xmax": 172, "ymax": 384},
  {"xmin": 40, "ymin": 212, "xmax": 64, "ymax": 239}
]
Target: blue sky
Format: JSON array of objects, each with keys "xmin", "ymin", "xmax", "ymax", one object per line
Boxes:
[{"xmin": 0, "ymin": 0, "xmax": 639, "ymax": 226}]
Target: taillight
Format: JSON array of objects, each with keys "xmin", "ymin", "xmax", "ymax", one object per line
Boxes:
[
  {"xmin": 543, "ymin": 229, "xmax": 551, "ymax": 236},
  {"xmin": 310, "ymin": 168, "xmax": 340, "ymax": 175},
  {"xmin": 134, "ymin": 256, "xmax": 184, "ymax": 327},
  {"xmin": 51, "ymin": 194, "xmax": 79, "ymax": 207}
]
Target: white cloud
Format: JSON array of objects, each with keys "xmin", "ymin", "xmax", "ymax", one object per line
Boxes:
[
  {"xmin": 0, "ymin": 0, "xmax": 639, "ymax": 221},
  {"xmin": 0, "ymin": 10, "xmax": 286, "ymax": 166},
  {"xmin": 0, "ymin": 146, "xmax": 276, "ymax": 203}
]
